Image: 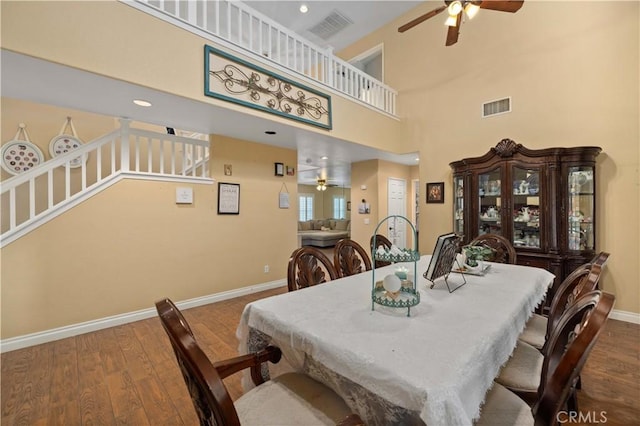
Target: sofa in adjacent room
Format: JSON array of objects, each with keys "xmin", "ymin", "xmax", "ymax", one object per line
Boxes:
[{"xmin": 298, "ymin": 219, "xmax": 351, "ymax": 247}]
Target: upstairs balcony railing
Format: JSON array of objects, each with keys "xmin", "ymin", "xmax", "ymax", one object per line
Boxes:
[
  {"xmin": 0, "ymin": 120, "xmax": 211, "ymax": 247},
  {"xmin": 124, "ymin": 0, "xmax": 397, "ymax": 116}
]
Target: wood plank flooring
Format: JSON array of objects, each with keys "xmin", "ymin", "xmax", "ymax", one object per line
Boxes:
[{"xmin": 2, "ymin": 287, "xmax": 638, "ymax": 425}]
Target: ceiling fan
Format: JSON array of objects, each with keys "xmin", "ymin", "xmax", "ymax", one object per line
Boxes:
[
  {"xmin": 316, "ymin": 177, "xmax": 340, "ymax": 191},
  {"xmin": 398, "ymin": 1, "xmax": 524, "ymax": 46}
]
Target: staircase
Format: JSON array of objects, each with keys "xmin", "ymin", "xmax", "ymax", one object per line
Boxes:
[{"xmin": 0, "ymin": 120, "xmax": 212, "ymax": 247}]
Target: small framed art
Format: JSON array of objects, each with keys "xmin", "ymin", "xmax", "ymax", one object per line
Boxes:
[
  {"xmin": 275, "ymin": 162, "xmax": 284, "ymax": 176},
  {"xmin": 426, "ymin": 182, "xmax": 445, "ymax": 204},
  {"xmin": 217, "ymin": 182, "xmax": 240, "ymax": 214}
]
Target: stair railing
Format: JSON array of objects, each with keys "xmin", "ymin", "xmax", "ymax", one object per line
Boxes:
[{"xmin": 1, "ymin": 119, "xmax": 211, "ymax": 247}]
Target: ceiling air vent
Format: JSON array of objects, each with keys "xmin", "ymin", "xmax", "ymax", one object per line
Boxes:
[
  {"xmin": 482, "ymin": 97, "xmax": 511, "ymax": 118},
  {"xmin": 307, "ymin": 10, "xmax": 353, "ymax": 40}
]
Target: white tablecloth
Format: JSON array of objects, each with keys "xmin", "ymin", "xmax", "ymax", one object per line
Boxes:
[{"xmin": 237, "ymin": 256, "xmax": 554, "ymax": 425}]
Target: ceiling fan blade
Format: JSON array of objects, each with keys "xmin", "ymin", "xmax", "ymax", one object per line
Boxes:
[
  {"xmin": 398, "ymin": 5, "xmax": 447, "ymax": 33},
  {"xmin": 479, "ymin": 1, "xmax": 524, "ymax": 13},
  {"xmin": 445, "ymin": 13, "xmax": 462, "ymax": 46}
]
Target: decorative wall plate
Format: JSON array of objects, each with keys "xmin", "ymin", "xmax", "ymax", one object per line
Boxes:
[
  {"xmin": 1, "ymin": 140, "xmax": 45, "ymax": 175},
  {"xmin": 1, "ymin": 124, "xmax": 45, "ymax": 175},
  {"xmin": 49, "ymin": 134, "xmax": 86, "ymax": 168},
  {"xmin": 49, "ymin": 117, "xmax": 86, "ymax": 168}
]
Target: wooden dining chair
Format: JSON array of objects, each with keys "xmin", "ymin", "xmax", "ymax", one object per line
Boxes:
[
  {"xmin": 370, "ymin": 234, "xmax": 393, "ymax": 268},
  {"xmin": 520, "ymin": 258, "xmax": 607, "ymax": 351},
  {"xmin": 155, "ymin": 298, "xmax": 364, "ymax": 426},
  {"xmin": 468, "ymin": 233, "xmax": 517, "ymax": 264},
  {"xmin": 495, "ymin": 266, "xmax": 606, "ymax": 406},
  {"xmin": 334, "ymin": 238, "xmax": 372, "ymax": 278},
  {"xmin": 478, "ymin": 291, "xmax": 615, "ymax": 425},
  {"xmin": 287, "ymin": 247, "xmax": 338, "ymax": 292}
]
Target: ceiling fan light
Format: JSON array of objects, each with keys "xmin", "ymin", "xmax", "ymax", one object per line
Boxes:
[
  {"xmin": 464, "ymin": 2, "xmax": 480, "ymax": 19},
  {"xmin": 445, "ymin": 14, "xmax": 458, "ymax": 27},
  {"xmin": 317, "ymin": 185, "xmax": 322, "ymax": 191},
  {"xmin": 447, "ymin": 1, "xmax": 463, "ymax": 16}
]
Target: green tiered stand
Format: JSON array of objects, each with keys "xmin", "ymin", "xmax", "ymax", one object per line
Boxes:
[{"xmin": 371, "ymin": 215, "xmax": 420, "ymax": 316}]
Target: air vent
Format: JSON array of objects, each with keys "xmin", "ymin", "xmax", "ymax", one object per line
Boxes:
[
  {"xmin": 307, "ymin": 10, "xmax": 353, "ymax": 40},
  {"xmin": 482, "ymin": 97, "xmax": 511, "ymax": 118}
]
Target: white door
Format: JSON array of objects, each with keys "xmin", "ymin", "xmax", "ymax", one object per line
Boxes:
[{"xmin": 387, "ymin": 178, "xmax": 407, "ymax": 248}]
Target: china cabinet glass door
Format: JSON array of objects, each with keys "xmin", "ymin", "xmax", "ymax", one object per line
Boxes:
[
  {"xmin": 568, "ymin": 166, "xmax": 595, "ymax": 251},
  {"xmin": 454, "ymin": 176, "xmax": 464, "ymax": 234},
  {"xmin": 478, "ymin": 168, "xmax": 502, "ymax": 236},
  {"xmin": 512, "ymin": 166, "xmax": 542, "ymax": 249}
]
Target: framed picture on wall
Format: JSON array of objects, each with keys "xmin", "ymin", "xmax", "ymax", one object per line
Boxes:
[
  {"xmin": 426, "ymin": 182, "xmax": 445, "ymax": 204},
  {"xmin": 217, "ymin": 182, "xmax": 240, "ymax": 214},
  {"xmin": 275, "ymin": 162, "xmax": 284, "ymax": 176}
]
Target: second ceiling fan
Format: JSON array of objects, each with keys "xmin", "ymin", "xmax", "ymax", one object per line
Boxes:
[{"xmin": 398, "ymin": 1, "xmax": 524, "ymax": 46}]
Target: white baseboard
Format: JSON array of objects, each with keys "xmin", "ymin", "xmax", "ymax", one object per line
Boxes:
[
  {"xmin": 0, "ymin": 279, "xmax": 286, "ymax": 353},
  {"xmin": 610, "ymin": 309, "xmax": 640, "ymax": 324}
]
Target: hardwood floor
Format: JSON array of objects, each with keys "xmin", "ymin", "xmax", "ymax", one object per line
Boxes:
[{"xmin": 2, "ymin": 287, "xmax": 638, "ymax": 425}]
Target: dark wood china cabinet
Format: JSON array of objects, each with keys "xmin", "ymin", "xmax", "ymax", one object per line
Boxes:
[{"xmin": 450, "ymin": 139, "xmax": 601, "ymax": 307}]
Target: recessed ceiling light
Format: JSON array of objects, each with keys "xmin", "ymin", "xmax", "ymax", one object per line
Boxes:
[
  {"xmin": 265, "ymin": 130, "xmax": 276, "ymax": 135},
  {"xmin": 321, "ymin": 156, "xmax": 328, "ymax": 160},
  {"xmin": 299, "ymin": 4, "xmax": 309, "ymax": 13},
  {"xmin": 133, "ymin": 99, "xmax": 152, "ymax": 107}
]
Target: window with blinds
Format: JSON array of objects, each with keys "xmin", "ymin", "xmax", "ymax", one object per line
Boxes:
[
  {"xmin": 333, "ymin": 196, "xmax": 346, "ymax": 219},
  {"xmin": 299, "ymin": 194, "xmax": 314, "ymax": 221}
]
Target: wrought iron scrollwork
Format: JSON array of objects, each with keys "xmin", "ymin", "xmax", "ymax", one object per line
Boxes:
[{"xmin": 210, "ymin": 65, "xmax": 329, "ymax": 120}]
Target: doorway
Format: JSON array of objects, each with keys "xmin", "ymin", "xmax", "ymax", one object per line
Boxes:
[{"xmin": 387, "ymin": 177, "xmax": 407, "ymax": 248}]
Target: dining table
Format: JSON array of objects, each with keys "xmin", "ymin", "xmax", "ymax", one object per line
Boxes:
[{"xmin": 236, "ymin": 255, "xmax": 554, "ymax": 425}]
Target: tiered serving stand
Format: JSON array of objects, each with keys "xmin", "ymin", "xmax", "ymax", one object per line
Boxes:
[{"xmin": 371, "ymin": 216, "xmax": 420, "ymax": 316}]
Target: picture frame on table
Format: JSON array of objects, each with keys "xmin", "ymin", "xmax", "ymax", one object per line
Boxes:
[
  {"xmin": 217, "ymin": 182, "xmax": 240, "ymax": 214},
  {"xmin": 426, "ymin": 182, "xmax": 445, "ymax": 204},
  {"xmin": 423, "ymin": 233, "xmax": 464, "ymax": 293}
]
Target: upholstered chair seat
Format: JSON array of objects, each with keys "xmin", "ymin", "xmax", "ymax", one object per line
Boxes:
[
  {"xmin": 475, "ymin": 383, "xmax": 534, "ymax": 426},
  {"xmin": 518, "ymin": 314, "xmax": 547, "ymax": 350},
  {"xmin": 235, "ymin": 373, "xmax": 353, "ymax": 425},
  {"xmin": 495, "ymin": 341, "xmax": 544, "ymax": 394}
]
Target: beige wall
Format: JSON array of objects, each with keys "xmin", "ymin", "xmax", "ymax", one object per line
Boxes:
[
  {"xmin": 341, "ymin": 1, "xmax": 640, "ymax": 314},
  {"xmin": 1, "ymin": 102, "xmax": 297, "ymax": 338},
  {"xmin": 350, "ymin": 160, "xmax": 416, "ymax": 250}
]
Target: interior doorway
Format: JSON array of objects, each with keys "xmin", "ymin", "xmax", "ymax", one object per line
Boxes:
[{"xmin": 387, "ymin": 177, "xmax": 407, "ymax": 248}]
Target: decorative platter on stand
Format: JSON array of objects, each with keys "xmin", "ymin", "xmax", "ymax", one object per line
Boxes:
[
  {"xmin": 49, "ymin": 117, "xmax": 86, "ymax": 168},
  {"xmin": 1, "ymin": 123, "xmax": 45, "ymax": 175}
]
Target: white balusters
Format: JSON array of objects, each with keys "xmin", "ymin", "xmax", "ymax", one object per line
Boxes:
[
  {"xmin": 1, "ymin": 121, "xmax": 211, "ymax": 247},
  {"xmin": 126, "ymin": 0, "xmax": 397, "ymax": 115}
]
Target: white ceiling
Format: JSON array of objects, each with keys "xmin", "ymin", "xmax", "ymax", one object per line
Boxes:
[{"xmin": 2, "ymin": 0, "xmax": 426, "ymax": 187}]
